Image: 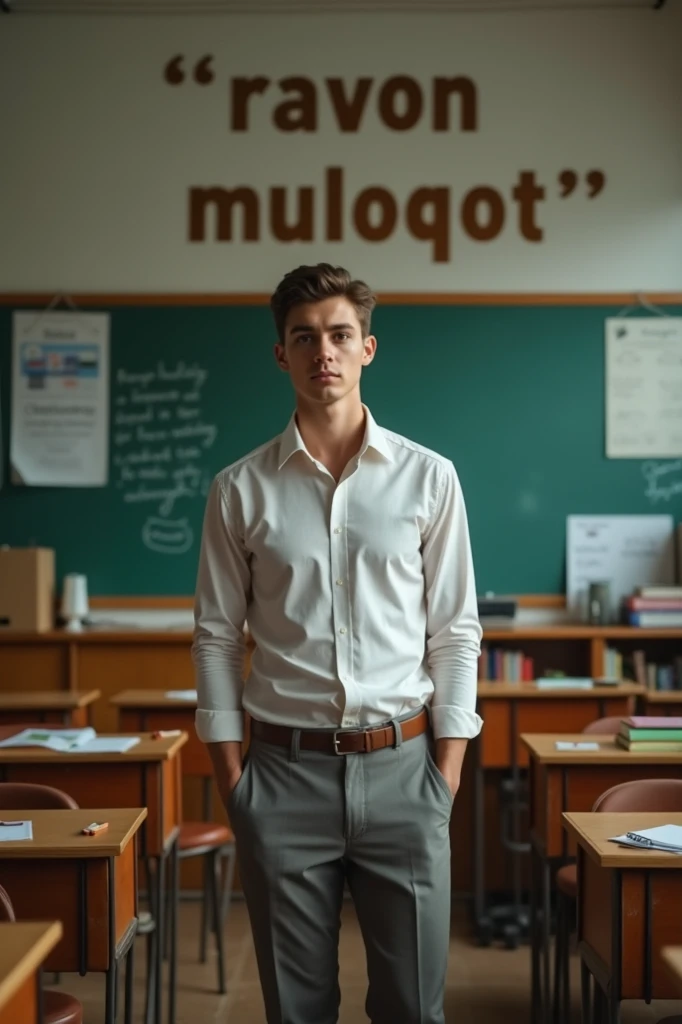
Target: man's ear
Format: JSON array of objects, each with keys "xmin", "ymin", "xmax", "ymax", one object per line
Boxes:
[
  {"xmin": 274, "ymin": 342, "xmax": 289, "ymax": 372},
  {"xmin": 362, "ymin": 335, "xmax": 377, "ymax": 366}
]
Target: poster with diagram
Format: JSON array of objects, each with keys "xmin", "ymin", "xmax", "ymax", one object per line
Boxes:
[{"xmin": 11, "ymin": 311, "xmax": 110, "ymax": 486}]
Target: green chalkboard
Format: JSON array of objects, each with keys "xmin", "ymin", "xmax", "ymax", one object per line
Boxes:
[{"xmin": 2, "ymin": 302, "xmax": 681, "ymax": 596}]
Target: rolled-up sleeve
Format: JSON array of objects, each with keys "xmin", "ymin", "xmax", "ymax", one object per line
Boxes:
[
  {"xmin": 192, "ymin": 475, "xmax": 250, "ymax": 743},
  {"xmin": 423, "ymin": 460, "xmax": 483, "ymax": 740}
]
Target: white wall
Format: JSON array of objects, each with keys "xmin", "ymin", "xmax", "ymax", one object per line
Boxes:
[{"xmin": 1, "ymin": 7, "xmax": 681, "ymax": 292}]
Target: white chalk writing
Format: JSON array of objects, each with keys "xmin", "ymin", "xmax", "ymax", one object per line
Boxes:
[
  {"xmin": 112, "ymin": 359, "xmax": 217, "ymax": 552},
  {"xmin": 642, "ymin": 460, "xmax": 682, "ymax": 503}
]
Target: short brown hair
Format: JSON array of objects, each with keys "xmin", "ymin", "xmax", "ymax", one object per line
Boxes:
[{"xmin": 270, "ymin": 263, "xmax": 376, "ymax": 342}]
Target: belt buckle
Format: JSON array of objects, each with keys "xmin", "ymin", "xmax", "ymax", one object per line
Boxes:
[{"xmin": 333, "ymin": 730, "xmax": 350, "ymax": 755}]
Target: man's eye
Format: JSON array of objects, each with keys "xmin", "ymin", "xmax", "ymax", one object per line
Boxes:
[{"xmin": 335, "ymin": 333, "xmax": 350, "ymax": 341}]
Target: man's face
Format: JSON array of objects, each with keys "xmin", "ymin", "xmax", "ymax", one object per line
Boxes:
[{"xmin": 274, "ymin": 296, "xmax": 376, "ymax": 406}]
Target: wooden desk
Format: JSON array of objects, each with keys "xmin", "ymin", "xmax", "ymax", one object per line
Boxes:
[
  {"xmin": 0, "ymin": 921, "xmax": 62, "ymax": 1024},
  {"xmin": 0, "ymin": 690, "xmax": 100, "ymax": 728},
  {"xmin": 0, "ymin": 808, "xmax": 145, "ymax": 1024},
  {"xmin": 523, "ymin": 734, "xmax": 682, "ymax": 1024},
  {"xmin": 639, "ymin": 690, "xmax": 682, "ymax": 718},
  {"xmin": 564, "ymin": 812, "xmax": 682, "ymax": 1022},
  {"xmin": 472, "ymin": 683, "xmax": 642, "ymax": 945},
  {"xmin": 662, "ymin": 946, "xmax": 682, "ymax": 997},
  {"xmin": 111, "ymin": 690, "xmax": 213, "ymax": 812},
  {"xmin": 0, "ymin": 730, "xmax": 186, "ymax": 1024}
]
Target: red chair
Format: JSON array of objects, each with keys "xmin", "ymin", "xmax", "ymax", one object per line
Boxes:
[
  {"xmin": 0, "ymin": 883, "xmax": 83, "ymax": 1024},
  {"xmin": 0, "ymin": 781, "xmax": 78, "ymax": 809}
]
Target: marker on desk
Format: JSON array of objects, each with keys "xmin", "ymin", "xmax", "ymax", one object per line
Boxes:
[
  {"xmin": 0, "ymin": 820, "xmax": 26, "ymax": 827},
  {"xmin": 151, "ymin": 729, "xmax": 182, "ymax": 739}
]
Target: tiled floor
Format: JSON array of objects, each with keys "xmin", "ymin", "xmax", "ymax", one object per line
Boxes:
[{"xmin": 54, "ymin": 899, "xmax": 682, "ymax": 1023}]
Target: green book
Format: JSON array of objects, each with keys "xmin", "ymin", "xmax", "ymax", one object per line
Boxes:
[{"xmin": 622, "ymin": 728, "xmax": 682, "ymax": 741}]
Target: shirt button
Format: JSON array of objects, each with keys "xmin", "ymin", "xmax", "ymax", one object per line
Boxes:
[
  {"xmin": 334, "ymin": 527, "xmax": 342, "ymax": 534},
  {"xmin": 339, "ymin": 627, "xmax": 347, "ymax": 635},
  {"xmin": 336, "ymin": 578, "xmax": 344, "ymax": 586}
]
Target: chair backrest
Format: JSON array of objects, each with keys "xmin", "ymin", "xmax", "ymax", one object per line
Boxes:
[
  {"xmin": 0, "ymin": 782, "xmax": 79, "ymax": 810},
  {"xmin": 593, "ymin": 778, "xmax": 682, "ymax": 813},
  {"xmin": 0, "ymin": 885, "xmax": 16, "ymax": 923},
  {"xmin": 582, "ymin": 717, "xmax": 624, "ymax": 736}
]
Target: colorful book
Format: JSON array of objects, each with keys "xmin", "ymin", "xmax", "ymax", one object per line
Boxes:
[
  {"xmin": 622, "ymin": 717, "xmax": 682, "ymax": 729},
  {"xmin": 616, "ymin": 736, "xmax": 682, "ymax": 752}
]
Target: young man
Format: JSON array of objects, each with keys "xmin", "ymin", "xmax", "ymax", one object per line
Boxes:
[{"xmin": 192, "ymin": 263, "xmax": 482, "ymax": 1024}]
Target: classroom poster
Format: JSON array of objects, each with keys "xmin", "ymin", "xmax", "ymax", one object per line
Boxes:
[
  {"xmin": 606, "ymin": 317, "xmax": 682, "ymax": 458},
  {"xmin": 10, "ymin": 311, "xmax": 110, "ymax": 486}
]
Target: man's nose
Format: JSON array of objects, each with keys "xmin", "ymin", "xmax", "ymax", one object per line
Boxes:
[{"xmin": 314, "ymin": 339, "xmax": 335, "ymax": 362}]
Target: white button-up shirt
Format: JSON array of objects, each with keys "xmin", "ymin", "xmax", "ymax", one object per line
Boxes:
[{"xmin": 192, "ymin": 406, "xmax": 483, "ymax": 743}]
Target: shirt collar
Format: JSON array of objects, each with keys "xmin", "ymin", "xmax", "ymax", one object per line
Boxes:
[{"xmin": 277, "ymin": 404, "xmax": 394, "ymax": 470}]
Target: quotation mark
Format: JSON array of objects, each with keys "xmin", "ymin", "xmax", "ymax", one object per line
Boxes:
[
  {"xmin": 164, "ymin": 55, "xmax": 215, "ymax": 86},
  {"xmin": 558, "ymin": 170, "xmax": 606, "ymax": 198}
]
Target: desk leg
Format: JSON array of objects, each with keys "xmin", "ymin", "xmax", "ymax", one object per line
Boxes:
[
  {"xmin": 153, "ymin": 854, "xmax": 166, "ymax": 1024},
  {"xmin": 473, "ymin": 738, "xmax": 489, "ymax": 943},
  {"xmin": 105, "ymin": 959, "xmax": 117, "ymax": 1024},
  {"xmin": 125, "ymin": 939, "xmax": 135, "ymax": 1024},
  {"xmin": 608, "ymin": 872, "xmax": 622, "ymax": 1024},
  {"xmin": 530, "ymin": 844, "xmax": 541, "ymax": 1024},
  {"xmin": 581, "ymin": 959, "xmax": 591, "ymax": 1024},
  {"xmin": 168, "ymin": 839, "xmax": 179, "ymax": 1024},
  {"xmin": 541, "ymin": 854, "xmax": 552, "ymax": 1024}
]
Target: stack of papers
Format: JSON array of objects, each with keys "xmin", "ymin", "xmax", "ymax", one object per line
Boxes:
[
  {"xmin": 609, "ymin": 824, "xmax": 682, "ymax": 854},
  {"xmin": 0, "ymin": 728, "xmax": 140, "ymax": 754}
]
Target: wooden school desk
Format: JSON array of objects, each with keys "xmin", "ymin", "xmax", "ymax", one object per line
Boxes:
[
  {"xmin": 0, "ymin": 730, "xmax": 186, "ymax": 1024},
  {"xmin": 563, "ymin": 812, "xmax": 682, "ymax": 1024},
  {"xmin": 111, "ymin": 690, "xmax": 214, "ymax": 814},
  {"xmin": 522, "ymin": 734, "xmax": 682, "ymax": 1024},
  {"xmin": 662, "ymin": 946, "xmax": 682, "ymax": 997},
  {"xmin": 0, "ymin": 690, "xmax": 100, "ymax": 728},
  {"xmin": 0, "ymin": 921, "xmax": 63, "ymax": 1024},
  {"xmin": 473, "ymin": 682, "xmax": 642, "ymax": 945},
  {"xmin": 639, "ymin": 690, "xmax": 682, "ymax": 718},
  {"xmin": 0, "ymin": 808, "xmax": 146, "ymax": 1024}
]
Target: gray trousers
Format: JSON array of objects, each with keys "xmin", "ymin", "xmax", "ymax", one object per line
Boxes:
[{"xmin": 227, "ymin": 711, "xmax": 454, "ymax": 1024}]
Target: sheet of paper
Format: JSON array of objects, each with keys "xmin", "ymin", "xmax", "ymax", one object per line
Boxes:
[
  {"xmin": 0, "ymin": 820, "xmax": 33, "ymax": 842},
  {"xmin": 10, "ymin": 310, "xmax": 110, "ymax": 486},
  {"xmin": 555, "ymin": 742, "xmax": 600, "ymax": 751},
  {"xmin": 610, "ymin": 824, "xmax": 682, "ymax": 852},
  {"xmin": 606, "ymin": 317, "xmax": 682, "ymax": 458},
  {"xmin": 72, "ymin": 737, "xmax": 141, "ymax": 753},
  {"xmin": 566, "ymin": 514, "xmax": 674, "ymax": 620},
  {"xmin": 164, "ymin": 690, "xmax": 197, "ymax": 701}
]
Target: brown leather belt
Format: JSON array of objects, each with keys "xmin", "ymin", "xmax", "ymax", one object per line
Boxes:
[{"xmin": 251, "ymin": 707, "xmax": 429, "ymax": 755}]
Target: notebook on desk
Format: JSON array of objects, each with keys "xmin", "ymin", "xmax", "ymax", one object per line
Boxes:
[{"xmin": 0, "ymin": 728, "xmax": 139, "ymax": 754}]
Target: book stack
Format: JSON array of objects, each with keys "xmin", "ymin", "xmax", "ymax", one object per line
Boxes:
[
  {"xmin": 616, "ymin": 716, "xmax": 682, "ymax": 752},
  {"xmin": 477, "ymin": 645, "xmax": 534, "ymax": 682},
  {"xmin": 624, "ymin": 587, "xmax": 682, "ymax": 628}
]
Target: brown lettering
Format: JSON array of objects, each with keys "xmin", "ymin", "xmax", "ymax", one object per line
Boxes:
[
  {"xmin": 353, "ymin": 187, "xmax": 398, "ymax": 242},
  {"xmin": 326, "ymin": 167, "xmax": 343, "ymax": 241},
  {"xmin": 270, "ymin": 187, "xmax": 314, "ymax": 241},
  {"xmin": 231, "ymin": 76, "xmax": 269, "ymax": 131},
  {"xmin": 378, "ymin": 76, "xmax": 423, "ymax": 131},
  {"xmin": 406, "ymin": 187, "xmax": 450, "ymax": 262},
  {"xmin": 433, "ymin": 76, "xmax": 478, "ymax": 132},
  {"xmin": 325, "ymin": 77, "xmax": 373, "ymax": 132},
  {"xmin": 188, "ymin": 187, "xmax": 259, "ymax": 242},
  {"xmin": 512, "ymin": 170, "xmax": 544, "ymax": 241},
  {"xmin": 274, "ymin": 76, "xmax": 317, "ymax": 132},
  {"xmin": 461, "ymin": 187, "xmax": 504, "ymax": 241}
]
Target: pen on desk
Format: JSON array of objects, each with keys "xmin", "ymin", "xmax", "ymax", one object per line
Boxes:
[
  {"xmin": 0, "ymin": 820, "xmax": 26, "ymax": 827},
  {"xmin": 151, "ymin": 730, "xmax": 182, "ymax": 739},
  {"xmin": 82, "ymin": 821, "xmax": 108, "ymax": 835},
  {"xmin": 626, "ymin": 833, "xmax": 653, "ymax": 846}
]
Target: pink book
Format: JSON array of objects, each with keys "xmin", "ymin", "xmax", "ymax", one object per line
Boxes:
[{"xmin": 623, "ymin": 717, "xmax": 682, "ymax": 729}]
